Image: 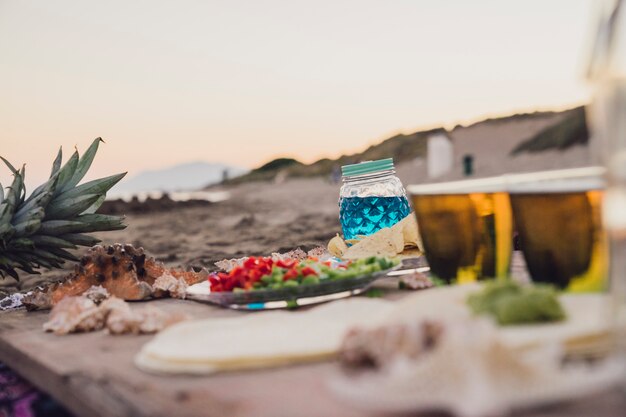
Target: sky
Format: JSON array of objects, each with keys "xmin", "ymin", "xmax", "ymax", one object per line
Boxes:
[{"xmin": 0, "ymin": 0, "xmax": 597, "ymax": 187}]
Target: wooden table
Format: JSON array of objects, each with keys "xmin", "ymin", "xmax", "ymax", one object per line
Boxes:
[{"xmin": 0, "ymin": 291, "xmax": 624, "ymax": 417}]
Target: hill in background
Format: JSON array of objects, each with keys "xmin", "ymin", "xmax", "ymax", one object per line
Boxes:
[
  {"xmin": 511, "ymin": 107, "xmax": 588, "ymax": 154},
  {"xmin": 223, "ymin": 106, "xmax": 588, "ymax": 185}
]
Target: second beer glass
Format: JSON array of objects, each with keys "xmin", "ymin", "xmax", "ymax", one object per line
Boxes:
[{"xmin": 507, "ymin": 167, "xmax": 607, "ymax": 292}]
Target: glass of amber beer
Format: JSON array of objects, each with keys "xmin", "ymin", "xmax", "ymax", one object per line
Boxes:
[
  {"xmin": 407, "ymin": 177, "xmax": 512, "ymax": 283},
  {"xmin": 507, "ymin": 167, "xmax": 607, "ymax": 292}
]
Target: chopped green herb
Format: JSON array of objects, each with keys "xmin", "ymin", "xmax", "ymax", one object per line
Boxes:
[
  {"xmin": 364, "ymin": 288, "xmax": 384, "ymax": 298},
  {"xmin": 467, "ymin": 280, "xmax": 566, "ymax": 325},
  {"xmin": 430, "ymin": 276, "xmax": 447, "ymax": 287}
]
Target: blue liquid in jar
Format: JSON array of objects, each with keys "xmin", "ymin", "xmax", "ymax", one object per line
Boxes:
[{"xmin": 340, "ymin": 196, "xmax": 411, "ymax": 240}]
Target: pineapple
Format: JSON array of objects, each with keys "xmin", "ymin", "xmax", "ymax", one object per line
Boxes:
[{"xmin": 0, "ymin": 138, "xmax": 126, "ymax": 280}]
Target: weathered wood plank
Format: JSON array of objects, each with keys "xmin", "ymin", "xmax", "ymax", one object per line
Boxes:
[{"xmin": 0, "ymin": 296, "xmax": 624, "ymax": 417}]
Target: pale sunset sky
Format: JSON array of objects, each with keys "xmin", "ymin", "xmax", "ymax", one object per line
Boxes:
[{"xmin": 1, "ymin": 0, "xmax": 596, "ymax": 187}]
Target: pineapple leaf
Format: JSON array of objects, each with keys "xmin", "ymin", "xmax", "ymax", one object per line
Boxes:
[
  {"xmin": 0, "ymin": 182, "xmax": 4, "ymax": 204},
  {"xmin": 30, "ymin": 234, "xmax": 76, "ymax": 249},
  {"xmin": 0, "ymin": 156, "xmax": 18, "ymax": 174},
  {"xmin": 14, "ymin": 204, "xmax": 46, "ymax": 223},
  {"xmin": 14, "ymin": 189, "xmax": 53, "ymax": 224},
  {"xmin": 38, "ymin": 216, "xmax": 125, "ymax": 234},
  {"xmin": 13, "ymin": 207, "xmax": 45, "ymax": 236},
  {"xmin": 12, "ymin": 251, "xmax": 52, "ymax": 270},
  {"xmin": 14, "ymin": 195, "xmax": 49, "ymax": 226},
  {"xmin": 0, "ymin": 204, "xmax": 14, "ymax": 231},
  {"xmin": 0, "ymin": 222, "xmax": 13, "ymax": 241},
  {"xmin": 1, "ymin": 265, "xmax": 19, "ymax": 280},
  {"xmin": 6, "ymin": 168, "xmax": 24, "ymax": 207},
  {"xmin": 30, "ymin": 248, "xmax": 65, "ymax": 266},
  {"xmin": 0, "ymin": 256, "xmax": 17, "ymax": 267},
  {"xmin": 0, "ymin": 253, "xmax": 29, "ymax": 274},
  {"xmin": 59, "ymin": 138, "xmax": 103, "ymax": 193},
  {"xmin": 16, "ymin": 166, "xmax": 26, "ymax": 206},
  {"xmin": 74, "ymin": 213, "xmax": 126, "ymax": 232},
  {"xmin": 60, "ymin": 233, "xmax": 101, "ymax": 246},
  {"xmin": 83, "ymin": 194, "xmax": 106, "ymax": 214},
  {"xmin": 12, "ymin": 260, "xmax": 38, "ymax": 275},
  {"xmin": 51, "ymin": 147, "xmax": 63, "ymax": 176},
  {"xmin": 9, "ymin": 238, "xmax": 34, "ymax": 250},
  {"xmin": 45, "ymin": 246, "xmax": 79, "ymax": 262},
  {"xmin": 37, "ymin": 213, "xmax": 125, "ymax": 235},
  {"xmin": 0, "ymin": 170, "xmax": 23, "ymax": 226},
  {"xmin": 56, "ymin": 172, "xmax": 126, "ymax": 202},
  {"xmin": 13, "ymin": 217, "xmax": 42, "ymax": 236},
  {"xmin": 27, "ymin": 171, "xmax": 59, "ymax": 203},
  {"xmin": 38, "ymin": 220, "xmax": 86, "ymax": 235},
  {"xmin": 55, "ymin": 151, "xmax": 79, "ymax": 191},
  {"xmin": 45, "ymin": 193, "xmax": 101, "ymax": 220}
]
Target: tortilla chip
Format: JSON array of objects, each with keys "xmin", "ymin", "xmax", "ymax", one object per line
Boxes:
[
  {"xmin": 391, "ymin": 214, "xmax": 422, "ymax": 251},
  {"xmin": 343, "ymin": 228, "xmax": 400, "ymax": 260},
  {"xmin": 391, "ymin": 226, "xmax": 405, "ymax": 253},
  {"xmin": 345, "ymin": 235, "xmax": 368, "ymax": 245},
  {"xmin": 329, "ymin": 213, "xmax": 422, "ymax": 260},
  {"xmin": 328, "ymin": 234, "xmax": 349, "ymax": 258}
]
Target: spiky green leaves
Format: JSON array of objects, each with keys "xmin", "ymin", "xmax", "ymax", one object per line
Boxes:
[{"xmin": 0, "ymin": 138, "xmax": 127, "ymax": 280}]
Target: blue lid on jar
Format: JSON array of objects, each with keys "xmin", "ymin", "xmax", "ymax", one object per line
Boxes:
[{"xmin": 341, "ymin": 158, "xmax": 394, "ymax": 177}]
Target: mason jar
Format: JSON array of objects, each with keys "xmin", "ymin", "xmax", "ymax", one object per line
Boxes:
[{"xmin": 339, "ymin": 158, "xmax": 410, "ymax": 241}]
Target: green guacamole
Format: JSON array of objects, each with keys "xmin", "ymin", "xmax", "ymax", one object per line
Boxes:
[{"xmin": 467, "ymin": 281, "xmax": 566, "ymax": 325}]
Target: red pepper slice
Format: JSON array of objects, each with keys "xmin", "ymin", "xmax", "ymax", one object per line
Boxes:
[
  {"xmin": 276, "ymin": 259, "xmax": 296, "ymax": 269},
  {"xmin": 300, "ymin": 266, "xmax": 318, "ymax": 277},
  {"xmin": 283, "ymin": 268, "xmax": 299, "ymax": 280}
]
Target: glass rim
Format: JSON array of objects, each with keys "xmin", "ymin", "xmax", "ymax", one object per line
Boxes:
[
  {"xmin": 407, "ymin": 176, "xmax": 507, "ymax": 195},
  {"xmin": 407, "ymin": 167, "xmax": 606, "ymax": 195},
  {"xmin": 506, "ymin": 166, "xmax": 606, "ymax": 193},
  {"xmin": 505, "ymin": 166, "xmax": 605, "ymax": 184}
]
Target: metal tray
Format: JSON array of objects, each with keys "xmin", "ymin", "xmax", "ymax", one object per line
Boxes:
[{"xmin": 186, "ymin": 264, "xmax": 401, "ymax": 310}]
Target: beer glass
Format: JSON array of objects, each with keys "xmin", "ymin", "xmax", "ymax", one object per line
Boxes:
[
  {"xmin": 407, "ymin": 177, "xmax": 512, "ymax": 283},
  {"xmin": 507, "ymin": 167, "xmax": 607, "ymax": 292}
]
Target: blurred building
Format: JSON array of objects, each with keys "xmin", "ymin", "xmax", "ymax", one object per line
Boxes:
[{"xmin": 426, "ymin": 132, "xmax": 453, "ymax": 179}]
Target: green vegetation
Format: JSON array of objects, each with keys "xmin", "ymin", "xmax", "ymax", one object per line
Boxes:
[
  {"xmin": 364, "ymin": 288, "xmax": 385, "ymax": 298},
  {"xmin": 222, "ymin": 158, "xmax": 303, "ymax": 184},
  {"xmin": 256, "ymin": 158, "xmax": 303, "ymax": 172},
  {"xmin": 467, "ymin": 280, "xmax": 566, "ymax": 325},
  {"xmin": 511, "ymin": 107, "xmax": 588, "ymax": 155}
]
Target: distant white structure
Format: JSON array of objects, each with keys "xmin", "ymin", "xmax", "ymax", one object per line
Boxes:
[{"xmin": 427, "ymin": 132, "xmax": 453, "ymax": 178}]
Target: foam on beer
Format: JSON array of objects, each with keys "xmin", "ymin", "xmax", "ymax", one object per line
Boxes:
[
  {"xmin": 407, "ymin": 176, "xmax": 507, "ymax": 195},
  {"xmin": 506, "ymin": 167, "xmax": 606, "ymax": 194}
]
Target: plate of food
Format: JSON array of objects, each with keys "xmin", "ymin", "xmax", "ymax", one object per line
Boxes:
[{"xmin": 186, "ymin": 256, "xmax": 401, "ymax": 310}]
